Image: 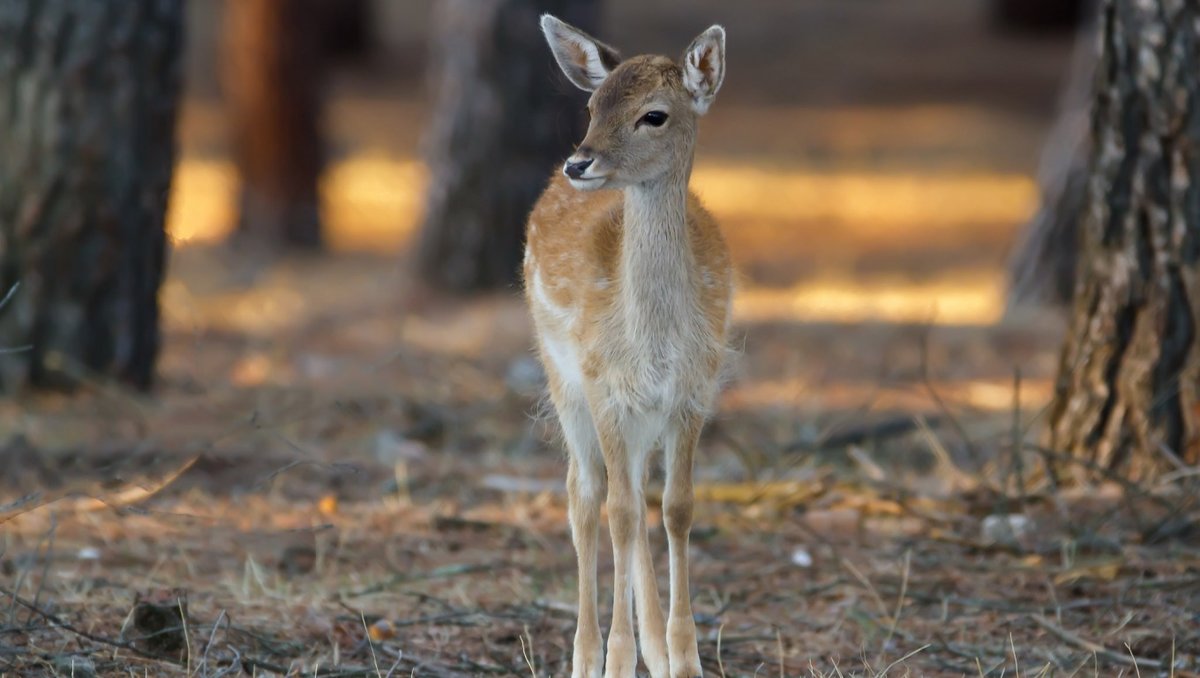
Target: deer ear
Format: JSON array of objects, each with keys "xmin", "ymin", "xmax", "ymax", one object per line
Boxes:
[
  {"xmin": 682, "ymin": 25, "xmax": 725, "ymax": 114},
  {"xmin": 541, "ymin": 14, "xmax": 621, "ymax": 92}
]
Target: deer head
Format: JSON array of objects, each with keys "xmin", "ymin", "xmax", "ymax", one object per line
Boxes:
[{"xmin": 541, "ymin": 15, "xmax": 726, "ymax": 190}]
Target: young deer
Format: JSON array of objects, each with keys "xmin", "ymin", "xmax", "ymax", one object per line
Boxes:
[{"xmin": 524, "ymin": 16, "xmax": 730, "ymax": 678}]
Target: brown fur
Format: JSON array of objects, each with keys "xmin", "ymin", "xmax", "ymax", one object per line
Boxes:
[{"xmin": 525, "ymin": 175, "xmax": 730, "ymax": 345}]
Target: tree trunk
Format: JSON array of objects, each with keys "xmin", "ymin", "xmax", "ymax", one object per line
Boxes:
[
  {"xmin": 223, "ymin": 0, "xmax": 326, "ymax": 250},
  {"xmin": 1006, "ymin": 18, "xmax": 1096, "ymax": 311},
  {"xmin": 1047, "ymin": 0, "xmax": 1200, "ymax": 481},
  {"xmin": 319, "ymin": 0, "xmax": 372, "ymax": 63},
  {"xmin": 991, "ymin": 0, "xmax": 1088, "ymax": 32},
  {"xmin": 416, "ymin": 0, "xmax": 599, "ymax": 292},
  {"xmin": 0, "ymin": 0, "xmax": 184, "ymax": 392}
]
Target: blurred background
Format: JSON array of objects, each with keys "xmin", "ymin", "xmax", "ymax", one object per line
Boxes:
[
  {"xmin": 172, "ymin": 0, "xmax": 1073, "ymax": 324},
  {"xmin": 142, "ymin": 0, "xmax": 1090, "ymax": 435}
]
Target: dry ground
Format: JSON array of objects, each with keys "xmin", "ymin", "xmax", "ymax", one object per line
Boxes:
[{"xmin": 2, "ymin": 251, "xmax": 1197, "ymax": 677}]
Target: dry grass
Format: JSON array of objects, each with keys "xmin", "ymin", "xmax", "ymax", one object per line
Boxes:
[{"xmin": 3, "ymin": 452, "xmax": 1197, "ymax": 676}]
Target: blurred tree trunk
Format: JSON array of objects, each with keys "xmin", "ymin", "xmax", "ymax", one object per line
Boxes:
[
  {"xmin": 1047, "ymin": 0, "xmax": 1200, "ymax": 481},
  {"xmin": 0, "ymin": 0, "xmax": 183, "ymax": 392},
  {"xmin": 1006, "ymin": 20, "xmax": 1096, "ymax": 310},
  {"xmin": 991, "ymin": 0, "xmax": 1087, "ymax": 32},
  {"xmin": 320, "ymin": 0, "xmax": 371, "ymax": 63},
  {"xmin": 416, "ymin": 0, "xmax": 599, "ymax": 292},
  {"xmin": 223, "ymin": 0, "xmax": 326, "ymax": 249}
]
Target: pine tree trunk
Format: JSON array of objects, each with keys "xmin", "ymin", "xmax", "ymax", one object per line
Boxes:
[
  {"xmin": 991, "ymin": 0, "xmax": 1087, "ymax": 32},
  {"xmin": 0, "ymin": 0, "xmax": 184, "ymax": 392},
  {"xmin": 1006, "ymin": 23, "xmax": 1095, "ymax": 311},
  {"xmin": 319, "ymin": 0, "xmax": 371, "ymax": 63},
  {"xmin": 223, "ymin": 0, "xmax": 325, "ymax": 249},
  {"xmin": 416, "ymin": 0, "xmax": 599, "ymax": 292},
  {"xmin": 1047, "ymin": 0, "xmax": 1200, "ymax": 480}
]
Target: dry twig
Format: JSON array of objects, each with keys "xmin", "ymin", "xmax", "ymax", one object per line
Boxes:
[{"xmin": 1029, "ymin": 614, "xmax": 1162, "ymax": 672}]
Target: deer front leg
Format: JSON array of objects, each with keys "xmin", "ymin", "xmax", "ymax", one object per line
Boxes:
[
  {"xmin": 663, "ymin": 415, "xmax": 704, "ymax": 678},
  {"xmin": 558, "ymin": 395, "xmax": 605, "ymax": 678},
  {"xmin": 568, "ymin": 458, "xmax": 605, "ymax": 678},
  {"xmin": 596, "ymin": 418, "xmax": 642, "ymax": 678}
]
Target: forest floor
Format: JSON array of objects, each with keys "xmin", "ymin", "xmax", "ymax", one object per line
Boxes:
[
  {"xmin": 1, "ymin": 251, "xmax": 1198, "ymax": 676},
  {"xmin": 4, "ymin": 1, "xmax": 1200, "ymax": 676}
]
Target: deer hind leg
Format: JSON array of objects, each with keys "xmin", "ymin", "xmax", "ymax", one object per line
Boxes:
[
  {"xmin": 593, "ymin": 411, "xmax": 658, "ymax": 678},
  {"xmin": 556, "ymin": 392, "xmax": 605, "ymax": 678},
  {"xmin": 662, "ymin": 414, "xmax": 704, "ymax": 678}
]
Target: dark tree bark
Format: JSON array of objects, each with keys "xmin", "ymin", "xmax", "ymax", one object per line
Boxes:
[
  {"xmin": 0, "ymin": 0, "xmax": 184, "ymax": 392},
  {"xmin": 416, "ymin": 0, "xmax": 600, "ymax": 292},
  {"xmin": 1006, "ymin": 21, "xmax": 1096, "ymax": 310},
  {"xmin": 1047, "ymin": 0, "xmax": 1200, "ymax": 480},
  {"xmin": 223, "ymin": 0, "xmax": 326, "ymax": 250},
  {"xmin": 319, "ymin": 0, "xmax": 372, "ymax": 63},
  {"xmin": 991, "ymin": 0, "xmax": 1088, "ymax": 32}
]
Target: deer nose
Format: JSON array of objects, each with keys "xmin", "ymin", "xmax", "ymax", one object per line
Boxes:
[{"xmin": 564, "ymin": 158, "xmax": 594, "ymax": 179}]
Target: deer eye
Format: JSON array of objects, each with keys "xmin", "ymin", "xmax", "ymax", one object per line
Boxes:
[{"xmin": 638, "ymin": 111, "xmax": 668, "ymax": 127}]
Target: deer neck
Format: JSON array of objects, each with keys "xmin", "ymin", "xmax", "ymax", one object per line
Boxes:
[{"xmin": 619, "ymin": 161, "xmax": 695, "ymax": 337}]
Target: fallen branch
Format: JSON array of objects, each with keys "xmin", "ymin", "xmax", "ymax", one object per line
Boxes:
[
  {"xmin": 74, "ymin": 455, "xmax": 200, "ymax": 512},
  {"xmin": 1029, "ymin": 614, "xmax": 1162, "ymax": 672},
  {"xmin": 782, "ymin": 414, "xmax": 943, "ymax": 454},
  {"xmin": 340, "ymin": 562, "xmax": 504, "ymax": 598},
  {"xmin": 0, "ymin": 456, "xmax": 202, "ymax": 524}
]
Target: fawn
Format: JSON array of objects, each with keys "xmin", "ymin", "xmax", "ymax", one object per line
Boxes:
[{"xmin": 523, "ymin": 15, "xmax": 730, "ymax": 678}]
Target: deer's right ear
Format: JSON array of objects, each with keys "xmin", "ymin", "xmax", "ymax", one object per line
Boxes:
[{"xmin": 541, "ymin": 14, "xmax": 620, "ymax": 92}]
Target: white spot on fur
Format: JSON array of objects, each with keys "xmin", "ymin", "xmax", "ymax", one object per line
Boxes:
[
  {"xmin": 530, "ymin": 269, "xmax": 584, "ymax": 389},
  {"xmin": 542, "ymin": 331, "xmax": 584, "ymax": 390}
]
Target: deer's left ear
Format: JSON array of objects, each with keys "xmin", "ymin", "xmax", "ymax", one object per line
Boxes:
[{"xmin": 682, "ymin": 25, "xmax": 725, "ymax": 115}]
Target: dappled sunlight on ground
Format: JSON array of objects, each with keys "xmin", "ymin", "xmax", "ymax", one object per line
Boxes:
[
  {"xmin": 733, "ymin": 272, "xmax": 1004, "ymax": 325},
  {"xmin": 166, "ymin": 153, "xmax": 426, "ymax": 252},
  {"xmin": 167, "ymin": 152, "xmax": 1032, "ymax": 327},
  {"xmin": 691, "ymin": 165, "xmax": 1035, "ymax": 229},
  {"xmin": 723, "ymin": 373, "xmax": 1055, "ymax": 414},
  {"xmin": 166, "ymin": 158, "xmax": 236, "ymax": 246}
]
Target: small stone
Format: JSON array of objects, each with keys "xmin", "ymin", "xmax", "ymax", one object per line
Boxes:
[
  {"xmin": 52, "ymin": 655, "xmax": 96, "ymax": 678},
  {"xmin": 981, "ymin": 513, "xmax": 1032, "ymax": 549},
  {"xmin": 77, "ymin": 547, "xmax": 101, "ymax": 561},
  {"xmin": 790, "ymin": 547, "xmax": 813, "ymax": 567}
]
